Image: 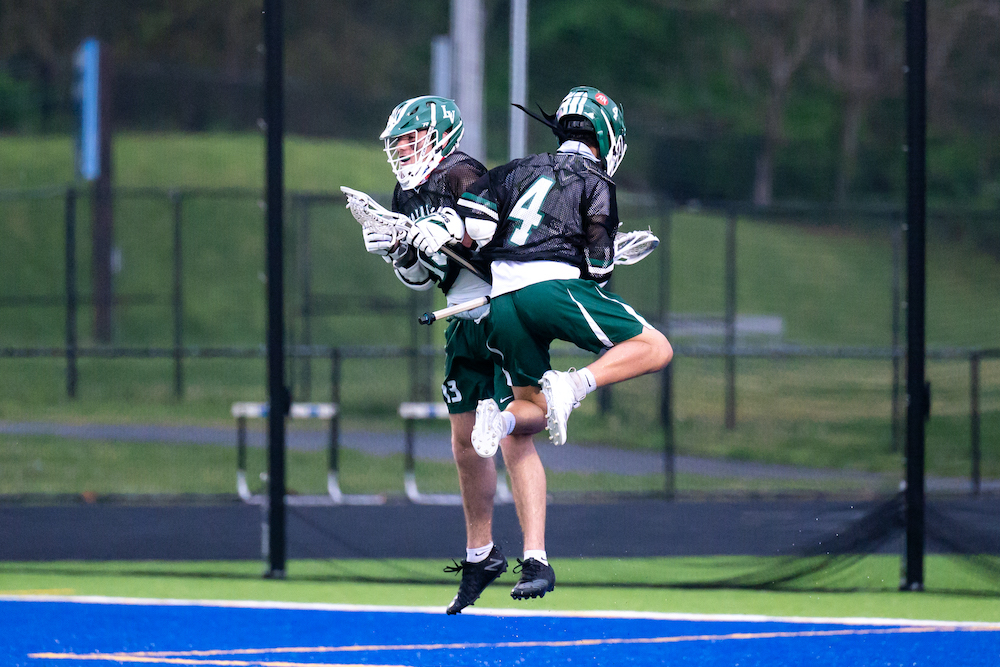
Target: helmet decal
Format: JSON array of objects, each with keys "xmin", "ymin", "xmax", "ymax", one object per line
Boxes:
[{"xmin": 554, "ymin": 86, "xmax": 627, "ymax": 177}]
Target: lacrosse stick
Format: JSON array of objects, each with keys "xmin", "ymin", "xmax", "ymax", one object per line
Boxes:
[
  {"xmin": 418, "ymin": 296, "xmax": 491, "ymax": 325},
  {"xmin": 418, "ymin": 229, "xmax": 661, "ymax": 325},
  {"xmin": 341, "ymin": 186, "xmax": 489, "ymax": 282},
  {"xmin": 613, "ymin": 228, "xmax": 659, "ymax": 266}
]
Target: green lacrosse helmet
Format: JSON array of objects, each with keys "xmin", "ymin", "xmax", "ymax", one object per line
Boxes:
[
  {"xmin": 555, "ymin": 86, "xmax": 627, "ymax": 177},
  {"xmin": 379, "ymin": 96, "xmax": 464, "ymax": 190}
]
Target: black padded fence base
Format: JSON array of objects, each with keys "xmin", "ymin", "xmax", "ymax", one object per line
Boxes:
[{"xmin": 3, "ymin": 495, "xmax": 996, "ymax": 562}]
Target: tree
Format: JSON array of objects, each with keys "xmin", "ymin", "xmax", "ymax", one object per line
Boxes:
[
  {"xmin": 822, "ymin": 0, "xmax": 900, "ymax": 203},
  {"xmin": 722, "ymin": 0, "xmax": 828, "ymax": 205}
]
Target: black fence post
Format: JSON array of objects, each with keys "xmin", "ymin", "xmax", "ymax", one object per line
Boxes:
[
  {"xmin": 263, "ymin": 0, "xmax": 288, "ymax": 579},
  {"xmin": 65, "ymin": 186, "xmax": 78, "ymax": 399},
  {"xmin": 724, "ymin": 209, "xmax": 737, "ymax": 430},
  {"xmin": 659, "ymin": 198, "xmax": 674, "ymax": 498},
  {"xmin": 970, "ymin": 352, "xmax": 981, "ymax": 496},
  {"xmin": 902, "ymin": 0, "xmax": 928, "ymax": 592},
  {"xmin": 171, "ymin": 190, "xmax": 184, "ymax": 399},
  {"xmin": 409, "ymin": 290, "xmax": 421, "ymax": 401},
  {"xmin": 661, "ymin": 363, "xmax": 675, "ymax": 499},
  {"xmin": 422, "ymin": 290, "xmax": 435, "ymax": 401},
  {"xmin": 329, "ymin": 347, "xmax": 342, "ymax": 486},
  {"xmin": 891, "ymin": 221, "xmax": 903, "ymax": 452},
  {"xmin": 297, "ymin": 196, "xmax": 313, "ymax": 400}
]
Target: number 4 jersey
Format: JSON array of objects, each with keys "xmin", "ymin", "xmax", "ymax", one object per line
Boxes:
[{"xmin": 457, "ymin": 143, "xmax": 620, "ymax": 289}]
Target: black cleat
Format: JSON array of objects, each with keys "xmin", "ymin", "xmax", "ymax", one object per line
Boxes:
[
  {"xmin": 444, "ymin": 545, "xmax": 507, "ymax": 615},
  {"xmin": 510, "ymin": 558, "xmax": 556, "ymax": 600}
]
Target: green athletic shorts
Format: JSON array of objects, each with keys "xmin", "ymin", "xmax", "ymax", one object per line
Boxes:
[
  {"xmin": 486, "ymin": 279, "xmax": 651, "ymax": 387},
  {"xmin": 442, "ymin": 317, "xmax": 514, "ymax": 415}
]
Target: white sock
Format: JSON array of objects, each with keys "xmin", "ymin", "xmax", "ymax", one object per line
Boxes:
[
  {"xmin": 500, "ymin": 411, "xmax": 516, "ymax": 436},
  {"xmin": 467, "ymin": 542, "xmax": 494, "ymax": 563},
  {"xmin": 523, "ymin": 549, "xmax": 548, "ymax": 565},
  {"xmin": 569, "ymin": 368, "xmax": 597, "ymax": 400}
]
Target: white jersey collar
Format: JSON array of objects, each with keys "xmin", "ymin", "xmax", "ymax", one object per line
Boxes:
[{"xmin": 557, "ymin": 141, "xmax": 599, "ymax": 162}]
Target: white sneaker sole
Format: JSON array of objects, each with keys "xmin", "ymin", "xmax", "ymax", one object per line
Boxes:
[
  {"xmin": 471, "ymin": 400, "xmax": 502, "ymax": 458},
  {"xmin": 540, "ymin": 374, "xmax": 568, "ymax": 446}
]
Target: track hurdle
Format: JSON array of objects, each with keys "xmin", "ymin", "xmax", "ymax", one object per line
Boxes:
[
  {"xmin": 398, "ymin": 402, "xmax": 513, "ymax": 505},
  {"xmin": 232, "ymin": 401, "xmax": 385, "ymax": 506}
]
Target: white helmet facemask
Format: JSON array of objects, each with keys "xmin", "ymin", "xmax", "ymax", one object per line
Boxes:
[{"xmin": 384, "ymin": 129, "xmax": 443, "ymax": 190}]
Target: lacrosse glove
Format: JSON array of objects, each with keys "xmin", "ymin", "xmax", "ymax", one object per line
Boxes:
[
  {"xmin": 408, "ymin": 208, "xmax": 465, "ymax": 255},
  {"xmin": 363, "ymin": 227, "xmax": 409, "ymax": 263}
]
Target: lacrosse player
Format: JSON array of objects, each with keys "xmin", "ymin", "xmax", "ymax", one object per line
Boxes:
[
  {"xmin": 352, "ymin": 95, "xmax": 551, "ymax": 612},
  {"xmin": 455, "ymin": 88, "xmax": 673, "ymax": 535}
]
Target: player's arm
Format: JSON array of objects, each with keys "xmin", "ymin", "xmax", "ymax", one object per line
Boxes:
[
  {"xmin": 391, "ymin": 244, "xmax": 438, "ymax": 291},
  {"xmin": 456, "ymin": 178, "xmax": 500, "ymax": 250},
  {"xmin": 407, "ymin": 160, "xmax": 488, "ymax": 255},
  {"xmin": 582, "ymin": 180, "xmax": 619, "ymax": 284}
]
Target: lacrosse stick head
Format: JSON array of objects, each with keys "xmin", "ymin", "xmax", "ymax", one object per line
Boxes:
[
  {"xmin": 556, "ymin": 86, "xmax": 627, "ymax": 177},
  {"xmin": 380, "ymin": 96, "xmax": 464, "ymax": 190},
  {"xmin": 340, "ymin": 186, "xmax": 407, "ymax": 243},
  {"xmin": 614, "ymin": 229, "xmax": 659, "ymax": 266}
]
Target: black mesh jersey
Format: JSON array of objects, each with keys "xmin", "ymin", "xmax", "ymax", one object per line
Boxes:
[
  {"xmin": 392, "ymin": 151, "xmax": 486, "ymax": 221},
  {"xmin": 461, "ymin": 151, "xmax": 619, "ymax": 282},
  {"xmin": 391, "ymin": 151, "xmax": 490, "ymax": 293}
]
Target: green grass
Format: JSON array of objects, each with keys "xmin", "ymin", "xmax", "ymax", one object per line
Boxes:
[
  {"xmin": 0, "ymin": 557, "xmax": 997, "ymax": 622},
  {"xmin": 0, "ymin": 133, "xmax": 395, "ymax": 192}
]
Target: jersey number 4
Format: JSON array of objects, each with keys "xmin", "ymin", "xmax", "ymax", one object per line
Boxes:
[{"xmin": 507, "ymin": 176, "xmax": 555, "ymax": 246}]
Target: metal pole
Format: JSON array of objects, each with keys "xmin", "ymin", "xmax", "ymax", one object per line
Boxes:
[
  {"xmin": 65, "ymin": 187, "xmax": 78, "ymax": 398},
  {"xmin": 431, "ymin": 35, "xmax": 452, "ymax": 98},
  {"xmin": 451, "ymin": 0, "xmax": 485, "ymax": 162},
  {"xmin": 263, "ymin": 0, "xmax": 288, "ymax": 579},
  {"xmin": 509, "ymin": 0, "xmax": 529, "ymax": 159},
  {"xmin": 902, "ymin": 0, "xmax": 927, "ymax": 592}
]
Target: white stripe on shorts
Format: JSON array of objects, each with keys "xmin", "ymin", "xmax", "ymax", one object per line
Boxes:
[
  {"xmin": 596, "ymin": 289, "xmax": 654, "ymax": 329},
  {"xmin": 567, "ymin": 288, "xmax": 614, "ymax": 348},
  {"xmin": 486, "ymin": 342, "xmax": 515, "ymax": 389}
]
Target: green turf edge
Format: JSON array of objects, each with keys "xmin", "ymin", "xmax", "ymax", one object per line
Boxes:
[{"xmin": 1, "ymin": 557, "xmax": 997, "ymax": 623}]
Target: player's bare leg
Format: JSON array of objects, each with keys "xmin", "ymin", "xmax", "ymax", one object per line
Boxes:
[
  {"xmin": 543, "ymin": 328, "xmax": 673, "ymax": 445},
  {"xmin": 471, "ymin": 392, "xmax": 546, "ymax": 457},
  {"xmin": 584, "ymin": 328, "xmax": 673, "ymax": 386},
  {"xmin": 451, "ymin": 411, "xmax": 495, "ymax": 548},
  {"xmin": 499, "ymin": 433, "xmax": 546, "ymax": 552},
  {"xmin": 445, "ymin": 412, "xmax": 507, "ymax": 615},
  {"xmin": 502, "ymin": 388, "xmax": 555, "ymax": 600}
]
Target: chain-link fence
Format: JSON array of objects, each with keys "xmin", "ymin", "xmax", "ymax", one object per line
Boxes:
[{"xmin": 1, "ymin": 186, "xmax": 997, "ymax": 503}]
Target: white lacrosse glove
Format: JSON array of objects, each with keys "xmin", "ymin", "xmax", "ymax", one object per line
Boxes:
[
  {"xmin": 363, "ymin": 227, "xmax": 397, "ymax": 256},
  {"xmin": 408, "ymin": 208, "xmax": 465, "ymax": 255}
]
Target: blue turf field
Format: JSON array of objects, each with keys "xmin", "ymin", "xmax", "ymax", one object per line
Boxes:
[{"xmin": 2, "ymin": 597, "xmax": 998, "ymax": 667}]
